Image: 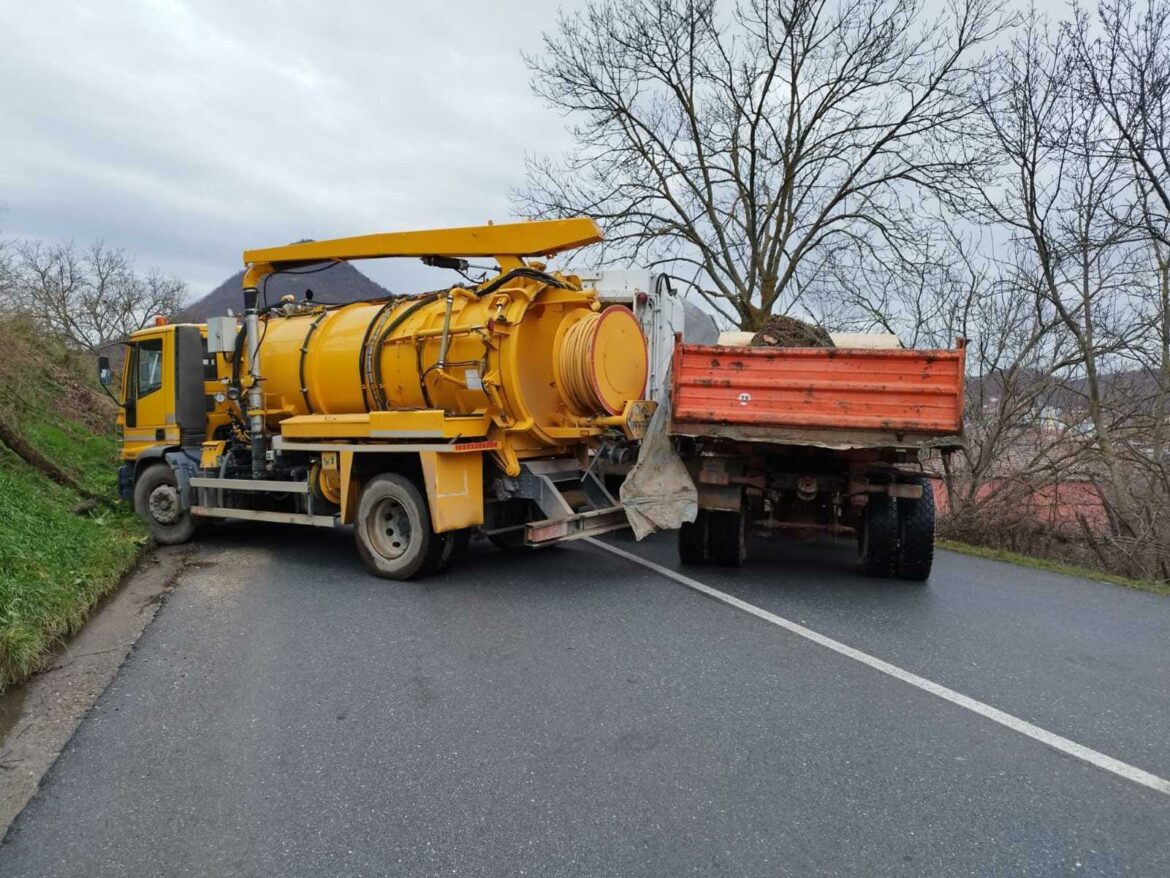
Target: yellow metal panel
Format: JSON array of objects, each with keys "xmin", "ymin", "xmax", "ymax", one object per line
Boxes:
[
  {"xmin": 244, "ymin": 218, "xmax": 602, "ymax": 267},
  {"xmin": 278, "ymin": 411, "xmax": 492, "ymax": 440},
  {"xmin": 419, "ymin": 451, "xmax": 484, "ymax": 532},
  {"xmin": 339, "ymin": 451, "xmax": 359, "ymax": 525},
  {"xmin": 201, "ymin": 441, "xmax": 226, "ymax": 469},
  {"xmin": 370, "ymin": 411, "xmax": 490, "ymax": 439}
]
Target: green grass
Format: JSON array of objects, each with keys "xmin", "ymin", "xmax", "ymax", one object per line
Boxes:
[
  {"xmin": 0, "ymin": 448, "xmax": 145, "ymax": 689},
  {"xmin": 0, "ymin": 318, "xmax": 147, "ymax": 691},
  {"xmin": 937, "ymin": 539, "xmax": 1170, "ymax": 597},
  {"xmin": 22, "ymin": 418, "xmax": 121, "ymax": 496}
]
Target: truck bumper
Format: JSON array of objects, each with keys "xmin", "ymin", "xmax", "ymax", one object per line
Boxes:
[{"xmin": 117, "ymin": 464, "xmax": 135, "ymax": 501}]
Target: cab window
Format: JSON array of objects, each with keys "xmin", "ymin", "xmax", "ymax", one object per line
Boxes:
[{"xmin": 136, "ymin": 339, "xmax": 163, "ymax": 398}]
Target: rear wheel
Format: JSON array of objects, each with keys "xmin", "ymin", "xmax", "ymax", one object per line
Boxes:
[
  {"xmin": 858, "ymin": 492, "xmax": 897, "ymax": 578},
  {"xmin": 678, "ymin": 512, "xmax": 710, "ymax": 564},
  {"xmin": 432, "ymin": 528, "xmax": 472, "ymax": 573},
  {"xmin": 897, "ymin": 478, "xmax": 935, "ymax": 582},
  {"xmin": 133, "ymin": 464, "xmax": 198, "ymax": 545},
  {"xmin": 355, "ymin": 474, "xmax": 437, "ymax": 580},
  {"xmin": 488, "ymin": 530, "xmax": 526, "ymax": 551},
  {"xmin": 487, "ymin": 500, "xmax": 533, "ymax": 551},
  {"xmin": 708, "ymin": 508, "xmax": 747, "ymax": 567}
]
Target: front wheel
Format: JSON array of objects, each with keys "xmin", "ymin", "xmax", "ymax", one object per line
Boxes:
[
  {"xmin": 133, "ymin": 464, "xmax": 198, "ymax": 545},
  {"xmin": 354, "ymin": 474, "xmax": 438, "ymax": 580}
]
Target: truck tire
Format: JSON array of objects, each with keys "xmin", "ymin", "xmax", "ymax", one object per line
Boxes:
[
  {"xmin": 487, "ymin": 500, "xmax": 531, "ymax": 551},
  {"xmin": 355, "ymin": 474, "xmax": 437, "ymax": 580},
  {"xmin": 858, "ymin": 493, "xmax": 897, "ymax": 578},
  {"xmin": 134, "ymin": 464, "xmax": 198, "ymax": 546},
  {"xmin": 897, "ymin": 478, "xmax": 935, "ymax": 582},
  {"xmin": 678, "ymin": 512, "xmax": 710, "ymax": 564},
  {"xmin": 488, "ymin": 530, "xmax": 525, "ymax": 551},
  {"xmin": 708, "ymin": 509, "xmax": 747, "ymax": 567},
  {"xmin": 432, "ymin": 528, "xmax": 472, "ymax": 573}
]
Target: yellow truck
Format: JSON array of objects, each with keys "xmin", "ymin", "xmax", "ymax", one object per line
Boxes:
[{"xmin": 105, "ymin": 218, "xmax": 655, "ymax": 579}]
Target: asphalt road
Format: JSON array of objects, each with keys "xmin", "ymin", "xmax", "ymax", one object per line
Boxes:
[{"xmin": 2, "ymin": 524, "xmax": 1168, "ymax": 876}]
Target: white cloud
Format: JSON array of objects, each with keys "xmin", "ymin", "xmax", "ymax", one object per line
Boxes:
[{"xmin": 0, "ymin": 0, "xmax": 579, "ymax": 296}]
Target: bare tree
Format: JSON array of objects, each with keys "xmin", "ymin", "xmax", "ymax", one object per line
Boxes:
[
  {"xmin": 1070, "ymin": 0, "xmax": 1170, "ymax": 248},
  {"xmin": 825, "ymin": 223, "xmax": 1082, "ymax": 529},
  {"xmin": 0, "ymin": 240, "xmax": 15, "ymax": 315},
  {"xmin": 516, "ymin": 0, "xmax": 1010, "ymax": 328},
  {"xmin": 957, "ymin": 7, "xmax": 1170, "ymax": 579},
  {"xmin": 10, "ymin": 240, "xmax": 186, "ymax": 355}
]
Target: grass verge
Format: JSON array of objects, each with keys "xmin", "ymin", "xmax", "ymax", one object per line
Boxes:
[
  {"xmin": 937, "ymin": 539, "xmax": 1170, "ymax": 597},
  {"xmin": 0, "ymin": 317, "xmax": 146, "ymax": 691},
  {"xmin": 0, "ymin": 451, "xmax": 145, "ymax": 689}
]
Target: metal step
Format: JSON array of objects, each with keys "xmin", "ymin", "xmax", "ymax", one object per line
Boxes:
[
  {"xmin": 191, "ymin": 506, "xmax": 338, "ymax": 528},
  {"xmin": 525, "ymin": 507, "xmax": 629, "ymax": 545},
  {"xmin": 189, "ymin": 477, "xmax": 309, "ymax": 494}
]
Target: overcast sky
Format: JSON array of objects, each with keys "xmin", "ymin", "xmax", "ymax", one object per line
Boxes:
[
  {"xmin": 0, "ymin": 0, "xmax": 584, "ymax": 297},
  {"xmin": 2, "ymin": 0, "xmax": 1075, "ymax": 304}
]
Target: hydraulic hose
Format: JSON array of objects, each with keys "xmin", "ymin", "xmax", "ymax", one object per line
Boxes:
[{"xmin": 558, "ymin": 312, "xmax": 609, "ymax": 415}]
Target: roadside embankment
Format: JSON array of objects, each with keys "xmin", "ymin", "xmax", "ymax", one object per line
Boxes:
[{"xmin": 0, "ymin": 317, "xmax": 145, "ymax": 691}]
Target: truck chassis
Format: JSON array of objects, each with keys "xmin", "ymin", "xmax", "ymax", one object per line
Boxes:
[
  {"xmin": 675, "ymin": 434, "xmax": 939, "ymax": 580},
  {"xmin": 668, "ymin": 339, "xmax": 965, "ymax": 582}
]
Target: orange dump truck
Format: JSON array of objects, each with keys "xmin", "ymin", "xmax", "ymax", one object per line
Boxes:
[{"xmin": 669, "ymin": 338, "xmax": 965, "ymax": 581}]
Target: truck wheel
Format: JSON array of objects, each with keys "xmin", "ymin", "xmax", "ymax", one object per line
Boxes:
[
  {"xmin": 709, "ymin": 509, "xmax": 747, "ymax": 567},
  {"xmin": 858, "ymin": 493, "xmax": 897, "ymax": 578},
  {"xmin": 432, "ymin": 528, "xmax": 472, "ymax": 573},
  {"xmin": 897, "ymin": 478, "xmax": 935, "ymax": 582},
  {"xmin": 488, "ymin": 530, "xmax": 525, "ymax": 551},
  {"xmin": 355, "ymin": 474, "xmax": 437, "ymax": 580},
  {"xmin": 487, "ymin": 500, "xmax": 531, "ymax": 551},
  {"xmin": 678, "ymin": 512, "xmax": 710, "ymax": 564},
  {"xmin": 134, "ymin": 464, "xmax": 198, "ymax": 545}
]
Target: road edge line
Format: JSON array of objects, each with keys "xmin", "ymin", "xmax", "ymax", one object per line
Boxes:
[{"xmin": 586, "ymin": 538, "xmax": 1170, "ymax": 798}]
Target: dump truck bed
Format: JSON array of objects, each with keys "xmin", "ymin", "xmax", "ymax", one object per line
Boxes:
[{"xmin": 670, "ymin": 340, "xmax": 965, "ymax": 450}]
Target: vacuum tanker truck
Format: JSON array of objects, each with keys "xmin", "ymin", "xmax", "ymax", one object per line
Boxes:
[{"xmin": 105, "ymin": 218, "xmax": 654, "ymax": 579}]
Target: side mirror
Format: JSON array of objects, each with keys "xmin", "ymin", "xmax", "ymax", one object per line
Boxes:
[{"xmin": 98, "ymin": 355, "xmax": 113, "ymax": 386}]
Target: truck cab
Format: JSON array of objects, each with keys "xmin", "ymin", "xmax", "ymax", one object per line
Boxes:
[{"xmin": 116, "ymin": 324, "xmax": 225, "ymax": 498}]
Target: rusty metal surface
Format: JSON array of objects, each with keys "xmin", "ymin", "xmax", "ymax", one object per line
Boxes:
[
  {"xmin": 671, "ymin": 343, "xmax": 965, "ymax": 442},
  {"xmin": 668, "ymin": 421, "xmax": 963, "ymax": 451}
]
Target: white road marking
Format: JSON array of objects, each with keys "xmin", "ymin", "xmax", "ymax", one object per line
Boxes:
[{"xmin": 586, "ymin": 538, "xmax": 1170, "ymax": 797}]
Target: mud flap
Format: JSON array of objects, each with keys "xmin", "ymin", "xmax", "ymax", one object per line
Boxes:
[{"xmin": 619, "ymin": 402, "xmax": 697, "ymax": 540}]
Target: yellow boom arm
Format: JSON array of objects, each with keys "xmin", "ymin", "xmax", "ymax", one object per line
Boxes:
[{"xmin": 243, "ymin": 217, "xmax": 602, "ymax": 277}]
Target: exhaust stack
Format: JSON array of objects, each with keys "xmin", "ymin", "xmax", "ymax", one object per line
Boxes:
[{"xmin": 242, "ymin": 286, "xmax": 266, "ymax": 476}]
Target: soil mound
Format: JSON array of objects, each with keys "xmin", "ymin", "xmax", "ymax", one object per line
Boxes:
[{"xmin": 750, "ymin": 314, "xmax": 834, "ymax": 348}]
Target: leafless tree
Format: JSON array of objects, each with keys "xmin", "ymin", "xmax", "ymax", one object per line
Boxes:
[
  {"xmin": 0, "ymin": 240, "xmax": 16, "ymax": 314},
  {"xmin": 827, "ymin": 224, "xmax": 1081, "ymax": 527},
  {"xmin": 954, "ymin": 7, "xmax": 1170, "ymax": 579},
  {"xmin": 10, "ymin": 240, "xmax": 186, "ymax": 355},
  {"xmin": 516, "ymin": 0, "xmax": 1010, "ymax": 329},
  {"xmin": 1070, "ymin": 0, "xmax": 1169, "ymax": 248}
]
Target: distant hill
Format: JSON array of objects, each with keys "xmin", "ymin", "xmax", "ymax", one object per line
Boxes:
[{"xmin": 180, "ymin": 262, "xmax": 392, "ymax": 322}]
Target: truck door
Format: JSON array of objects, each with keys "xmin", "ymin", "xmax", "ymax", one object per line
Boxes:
[{"xmin": 124, "ymin": 336, "xmax": 168, "ymax": 438}]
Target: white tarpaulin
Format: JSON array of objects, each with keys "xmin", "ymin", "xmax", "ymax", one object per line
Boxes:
[{"xmin": 620, "ymin": 401, "xmax": 697, "ymax": 540}]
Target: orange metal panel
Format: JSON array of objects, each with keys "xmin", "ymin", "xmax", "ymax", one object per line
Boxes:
[{"xmin": 671, "ymin": 343, "xmax": 965, "ymax": 436}]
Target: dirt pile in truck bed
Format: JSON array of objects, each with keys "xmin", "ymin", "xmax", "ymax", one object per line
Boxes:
[{"xmin": 750, "ymin": 314, "xmax": 835, "ymax": 348}]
